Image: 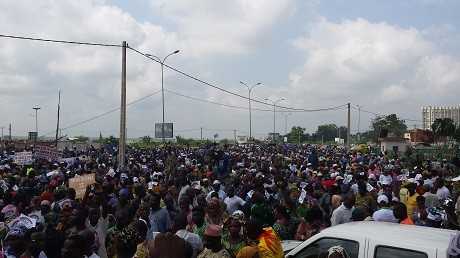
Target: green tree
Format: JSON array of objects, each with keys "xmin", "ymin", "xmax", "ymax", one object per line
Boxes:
[
  {"xmin": 454, "ymin": 126, "xmax": 460, "ymax": 143},
  {"xmin": 316, "ymin": 124, "xmax": 339, "ymax": 142},
  {"xmin": 286, "ymin": 126, "xmax": 305, "ymax": 144},
  {"xmin": 432, "ymin": 118, "xmax": 456, "ymax": 143},
  {"xmin": 372, "ymin": 114, "xmax": 407, "ymax": 141}
]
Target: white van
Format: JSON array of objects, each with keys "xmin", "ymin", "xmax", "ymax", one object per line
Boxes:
[{"xmin": 286, "ymin": 221, "xmax": 457, "ymax": 258}]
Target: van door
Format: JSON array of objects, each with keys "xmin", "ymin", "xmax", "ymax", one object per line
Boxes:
[
  {"xmin": 287, "ymin": 236, "xmax": 365, "ymax": 258},
  {"xmin": 367, "ymin": 239, "xmax": 436, "ymax": 258}
]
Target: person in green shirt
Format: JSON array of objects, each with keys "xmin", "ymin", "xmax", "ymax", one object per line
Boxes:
[{"xmin": 222, "ymin": 217, "xmax": 245, "ymax": 257}]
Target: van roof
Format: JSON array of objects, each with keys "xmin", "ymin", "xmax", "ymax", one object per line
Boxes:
[{"xmin": 322, "ymin": 221, "xmax": 457, "ymax": 249}]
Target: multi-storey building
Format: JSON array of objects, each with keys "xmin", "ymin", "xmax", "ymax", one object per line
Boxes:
[{"xmin": 422, "ymin": 106, "xmax": 460, "ymax": 130}]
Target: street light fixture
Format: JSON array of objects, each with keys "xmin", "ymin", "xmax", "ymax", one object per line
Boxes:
[
  {"xmin": 146, "ymin": 50, "xmax": 180, "ymax": 143},
  {"xmin": 264, "ymin": 97, "xmax": 285, "ymax": 143},
  {"xmin": 240, "ymin": 81, "xmax": 262, "ymax": 141}
]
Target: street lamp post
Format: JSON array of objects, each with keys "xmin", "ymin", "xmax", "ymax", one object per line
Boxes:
[
  {"xmin": 264, "ymin": 98, "xmax": 285, "ymax": 143},
  {"xmin": 146, "ymin": 50, "xmax": 180, "ymax": 143},
  {"xmin": 33, "ymin": 106, "xmax": 41, "ymax": 141},
  {"xmin": 240, "ymin": 81, "xmax": 262, "ymax": 141}
]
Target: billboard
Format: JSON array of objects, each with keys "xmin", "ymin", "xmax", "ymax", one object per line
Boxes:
[
  {"xmin": 28, "ymin": 132, "xmax": 38, "ymax": 141},
  {"xmin": 155, "ymin": 123, "xmax": 174, "ymax": 138}
]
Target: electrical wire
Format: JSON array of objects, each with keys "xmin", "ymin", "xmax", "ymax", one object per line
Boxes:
[
  {"xmin": 40, "ymin": 89, "xmax": 162, "ymax": 137},
  {"xmin": 128, "ymin": 46, "xmax": 349, "ymax": 112},
  {"xmin": 0, "ymin": 34, "xmax": 122, "ymax": 47},
  {"xmin": 351, "ymin": 105, "xmax": 422, "ymax": 122},
  {"xmin": 166, "ymin": 88, "xmax": 347, "ymax": 113}
]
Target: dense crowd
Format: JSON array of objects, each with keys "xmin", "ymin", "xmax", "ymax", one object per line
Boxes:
[{"xmin": 0, "ymin": 143, "xmax": 459, "ymax": 258}]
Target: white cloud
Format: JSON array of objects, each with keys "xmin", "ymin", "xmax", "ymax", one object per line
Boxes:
[
  {"xmin": 150, "ymin": 0, "xmax": 295, "ymax": 56},
  {"xmin": 286, "ymin": 18, "xmax": 460, "ymax": 130},
  {"xmin": 0, "ymin": 0, "xmax": 294, "ymax": 138}
]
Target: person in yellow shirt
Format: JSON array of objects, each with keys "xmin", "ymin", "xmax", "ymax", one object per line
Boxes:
[
  {"xmin": 405, "ymin": 182, "xmax": 419, "ymax": 217},
  {"xmin": 242, "ymin": 219, "xmax": 283, "ymax": 258}
]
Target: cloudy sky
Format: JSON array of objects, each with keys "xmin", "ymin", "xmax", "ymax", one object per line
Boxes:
[{"xmin": 1, "ymin": 0, "xmax": 460, "ymax": 140}]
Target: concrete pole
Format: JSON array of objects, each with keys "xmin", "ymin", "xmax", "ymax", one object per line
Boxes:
[
  {"xmin": 118, "ymin": 41, "xmax": 127, "ymax": 169},
  {"xmin": 347, "ymin": 103, "xmax": 351, "ymax": 148},
  {"xmin": 55, "ymin": 90, "xmax": 61, "ymax": 147},
  {"xmin": 273, "ymin": 103, "xmax": 276, "ymax": 143}
]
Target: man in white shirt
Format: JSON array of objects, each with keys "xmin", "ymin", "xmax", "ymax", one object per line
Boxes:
[
  {"xmin": 174, "ymin": 213, "xmax": 203, "ymax": 257},
  {"xmin": 206, "ymin": 180, "xmax": 227, "ymax": 201},
  {"xmin": 331, "ymin": 193, "xmax": 355, "ymax": 226},
  {"xmin": 223, "ymin": 187, "xmax": 246, "ymax": 215},
  {"xmin": 435, "ymin": 178, "xmax": 450, "ymax": 201},
  {"xmin": 372, "ymin": 195, "xmax": 398, "ymax": 223}
]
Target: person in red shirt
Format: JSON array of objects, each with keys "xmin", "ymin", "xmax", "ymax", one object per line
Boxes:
[{"xmin": 393, "ymin": 202, "xmax": 414, "ymax": 225}]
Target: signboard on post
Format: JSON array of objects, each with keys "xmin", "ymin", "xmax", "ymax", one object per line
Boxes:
[
  {"xmin": 155, "ymin": 123, "xmax": 173, "ymax": 138},
  {"xmin": 35, "ymin": 145, "xmax": 61, "ymax": 161},
  {"xmin": 69, "ymin": 174, "xmax": 96, "ymax": 199},
  {"xmin": 28, "ymin": 132, "xmax": 38, "ymax": 141},
  {"xmin": 14, "ymin": 151, "xmax": 33, "ymax": 165}
]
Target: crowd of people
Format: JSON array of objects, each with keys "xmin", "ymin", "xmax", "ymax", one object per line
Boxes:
[{"xmin": 0, "ymin": 142, "xmax": 459, "ymax": 258}]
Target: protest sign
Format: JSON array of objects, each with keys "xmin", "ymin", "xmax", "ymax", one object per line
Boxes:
[
  {"xmin": 14, "ymin": 151, "xmax": 33, "ymax": 165},
  {"xmin": 35, "ymin": 145, "xmax": 61, "ymax": 161},
  {"xmin": 68, "ymin": 173, "xmax": 96, "ymax": 199}
]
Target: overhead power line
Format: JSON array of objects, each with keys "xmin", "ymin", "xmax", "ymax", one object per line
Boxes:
[
  {"xmin": 166, "ymin": 88, "xmax": 347, "ymax": 113},
  {"xmin": 0, "ymin": 34, "xmax": 122, "ymax": 47},
  {"xmin": 351, "ymin": 105, "xmax": 422, "ymax": 122},
  {"xmin": 128, "ymin": 46, "xmax": 348, "ymax": 112},
  {"xmin": 40, "ymin": 89, "xmax": 162, "ymax": 136}
]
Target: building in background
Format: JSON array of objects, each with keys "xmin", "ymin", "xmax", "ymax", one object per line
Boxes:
[
  {"xmin": 404, "ymin": 129, "xmax": 434, "ymax": 145},
  {"xmin": 422, "ymin": 106, "xmax": 460, "ymax": 130}
]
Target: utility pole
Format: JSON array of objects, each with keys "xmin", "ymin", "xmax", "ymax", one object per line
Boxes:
[
  {"xmin": 347, "ymin": 103, "xmax": 351, "ymax": 149},
  {"xmin": 55, "ymin": 89, "xmax": 61, "ymax": 147},
  {"xmin": 357, "ymin": 105, "xmax": 362, "ymax": 143},
  {"xmin": 33, "ymin": 106, "xmax": 41, "ymax": 143},
  {"xmin": 200, "ymin": 127, "xmax": 203, "ymax": 141},
  {"xmin": 0, "ymin": 127, "xmax": 3, "ymax": 142},
  {"xmin": 118, "ymin": 41, "xmax": 127, "ymax": 170},
  {"xmin": 298, "ymin": 130, "xmax": 301, "ymax": 145},
  {"xmin": 233, "ymin": 129, "xmax": 237, "ymax": 143},
  {"xmin": 265, "ymin": 97, "xmax": 285, "ymax": 143},
  {"xmin": 8, "ymin": 123, "xmax": 11, "ymax": 140}
]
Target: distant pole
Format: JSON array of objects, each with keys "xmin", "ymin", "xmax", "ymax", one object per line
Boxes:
[
  {"xmin": 55, "ymin": 89, "xmax": 61, "ymax": 147},
  {"xmin": 357, "ymin": 105, "xmax": 362, "ymax": 142},
  {"xmin": 0, "ymin": 127, "xmax": 3, "ymax": 142},
  {"xmin": 264, "ymin": 97, "xmax": 285, "ymax": 143},
  {"xmin": 298, "ymin": 130, "xmax": 301, "ymax": 145},
  {"xmin": 8, "ymin": 123, "xmax": 11, "ymax": 140},
  {"xmin": 347, "ymin": 103, "xmax": 351, "ymax": 148},
  {"xmin": 33, "ymin": 106, "xmax": 41, "ymax": 143},
  {"xmin": 233, "ymin": 129, "xmax": 237, "ymax": 143},
  {"xmin": 273, "ymin": 104, "xmax": 276, "ymax": 142},
  {"xmin": 118, "ymin": 41, "xmax": 127, "ymax": 169},
  {"xmin": 200, "ymin": 127, "xmax": 203, "ymax": 141}
]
